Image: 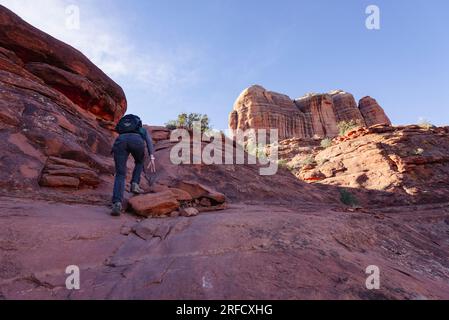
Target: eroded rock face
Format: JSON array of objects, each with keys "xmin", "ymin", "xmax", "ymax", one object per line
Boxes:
[
  {"xmin": 0, "ymin": 5, "xmax": 126, "ymax": 122},
  {"xmin": 0, "ymin": 5, "xmax": 126, "ymax": 194},
  {"xmin": 39, "ymin": 157, "xmax": 100, "ymax": 189},
  {"xmin": 229, "ymin": 85, "xmax": 313, "ymax": 140},
  {"xmin": 329, "ymin": 90, "xmax": 366, "ymax": 125},
  {"xmin": 230, "ymin": 85, "xmax": 391, "ymax": 139},
  {"xmin": 359, "ymin": 96, "xmax": 392, "ymax": 127},
  {"xmin": 281, "ymin": 125, "xmax": 449, "ymax": 206},
  {"xmin": 295, "ymin": 93, "xmax": 339, "ymax": 137},
  {"xmin": 144, "ymin": 125, "xmax": 171, "ymax": 143}
]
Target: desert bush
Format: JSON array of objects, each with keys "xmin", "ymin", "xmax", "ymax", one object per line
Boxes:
[
  {"xmin": 245, "ymin": 142, "xmax": 268, "ymax": 161},
  {"xmin": 320, "ymin": 138, "xmax": 333, "ymax": 149},
  {"xmin": 339, "ymin": 189, "xmax": 360, "ymax": 207},
  {"xmin": 165, "ymin": 120, "xmax": 178, "ymax": 130},
  {"xmin": 337, "ymin": 120, "xmax": 361, "ymax": 136},
  {"xmin": 165, "ymin": 113, "xmax": 211, "ymax": 132}
]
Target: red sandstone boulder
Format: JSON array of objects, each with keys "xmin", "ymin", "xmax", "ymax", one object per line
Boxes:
[
  {"xmin": 129, "ymin": 191, "xmax": 180, "ymax": 217},
  {"xmin": 168, "ymin": 188, "xmax": 193, "ymax": 201}
]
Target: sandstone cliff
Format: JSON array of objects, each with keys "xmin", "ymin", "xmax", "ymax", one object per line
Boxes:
[
  {"xmin": 229, "ymin": 85, "xmax": 313, "ymax": 140},
  {"xmin": 0, "ymin": 5, "xmax": 127, "ymax": 198},
  {"xmin": 230, "ymin": 85, "xmax": 392, "ymax": 140}
]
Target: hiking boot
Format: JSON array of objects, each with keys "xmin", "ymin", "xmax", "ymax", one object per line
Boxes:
[
  {"xmin": 131, "ymin": 183, "xmax": 144, "ymax": 194},
  {"xmin": 111, "ymin": 202, "xmax": 122, "ymax": 217}
]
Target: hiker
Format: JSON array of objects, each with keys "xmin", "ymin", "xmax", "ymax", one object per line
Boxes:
[{"xmin": 111, "ymin": 114, "xmax": 156, "ymax": 216}]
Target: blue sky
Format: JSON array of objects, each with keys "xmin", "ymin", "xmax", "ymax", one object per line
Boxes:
[{"xmin": 1, "ymin": 0, "xmax": 448, "ymax": 128}]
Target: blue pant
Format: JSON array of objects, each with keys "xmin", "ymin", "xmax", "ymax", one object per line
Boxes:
[{"xmin": 112, "ymin": 133, "xmax": 145, "ymax": 204}]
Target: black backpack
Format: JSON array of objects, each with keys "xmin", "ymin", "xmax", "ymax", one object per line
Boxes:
[{"xmin": 115, "ymin": 114, "xmax": 142, "ymax": 134}]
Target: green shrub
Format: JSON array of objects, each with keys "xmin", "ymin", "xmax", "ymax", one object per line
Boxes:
[
  {"xmin": 165, "ymin": 120, "xmax": 178, "ymax": 130},
  {"xmin": 165, "ymin": 113, "xmax": 211, "ymax": 132},
  {"xmin": 339, "ymin": 189, "xmax": 360, "ymax": 207},
  {"xmin": 337, "ymin": 120, "xmax": 361, "ymax": 136},
  {"xmin": 245, "ymin": 142, "xmax": 268, "ymax": 161},
  {"xmin": 320, "ymin": 138, "xmax": 333, "ymax": 149}
]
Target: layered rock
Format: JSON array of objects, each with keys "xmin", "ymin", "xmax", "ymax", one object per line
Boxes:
[
  {"xmin": 0, "ymin": 5, "xmax": 126, "ymax": 195},
  {"xmin": 39, "ymin": 157, "xmax": 100, "ymax": 189},
  {"xmin": 329, "ymin": 90, "xmax": 366, "ymax": 125},
  {"xmin": 128, "ymin": 182, "xmax": 227, "ymax": 218},
  {"xmin": 230, "ymin": 85, "xmax": 391, "ymax": 139},
  {"xmin": 144, "ymin": 125, "xmax": 171, "ymax": 143},
  {"xmin": 295, "ymin": 93, "xmax": 339, "ymax": 137},
  {"xmin": 229, "ymin": 85, "xmax": 313, "ymax": 140},
  {"xmin": 359, "ymin": 96, "xmax": 392, "ymax": 127},
  {"xmin": 281, "ymin": 125, "xmax": 449, "ymax": 205},
  {"xmin": 0, "ymin": 5, "xmax": 126, "ymax": 122}
]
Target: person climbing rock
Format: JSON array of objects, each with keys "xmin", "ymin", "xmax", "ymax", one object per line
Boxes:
[{"xmin": 111, "ymin": 114, "xmax": 156, "ymax": 216}]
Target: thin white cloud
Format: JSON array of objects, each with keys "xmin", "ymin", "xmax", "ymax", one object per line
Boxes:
[{"xmin": 0, "ymin": 0, "xmax": 199, "ymax": 93}]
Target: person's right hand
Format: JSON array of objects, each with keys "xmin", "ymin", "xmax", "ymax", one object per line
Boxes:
[{"xmin": 147, "ymin": 158, "xmax": 156, "ymax": 173}]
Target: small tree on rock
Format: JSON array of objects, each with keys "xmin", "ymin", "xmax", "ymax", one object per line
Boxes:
[{"xmin": 165, "ymin": 113, "xmax": 211, "ymax": 132}]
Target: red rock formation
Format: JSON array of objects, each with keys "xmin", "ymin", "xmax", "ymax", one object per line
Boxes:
[
  {"xmin": 329, "ymin": 90, "xmax": 366, "ymax": 125},
  {"xmin": 279, "ymin": 125, "xmax": 449, "ymax": 206},
  {"xmin": 0, "ymin": 5, "xmax": 126, "ymax": 122},
  {"xmin": 359, "ymin": 96, "xmax": 392, "ymax": 127},
  {"xmin": 144, "ymin": 125, "xmax": 171, "ymax": 143},
  {"xmin": 229, "ymin": 85, "xmax": 313, "ymax": 140},
  {"xmin": 0, "ymin": 5, "xmax": 125, "ymax": 194},
  {"xmin": 230, "ymin": 86, "xmax": 391, "ymax": 140},
  {"xmin": 295, "ymin": 93, "xmax": 339, "ymax": 137}
]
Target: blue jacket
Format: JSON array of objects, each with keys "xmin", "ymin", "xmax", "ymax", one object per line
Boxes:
[{"xmin": 138, "ymin": 127, "xmax": 155, "ymax": 156}]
